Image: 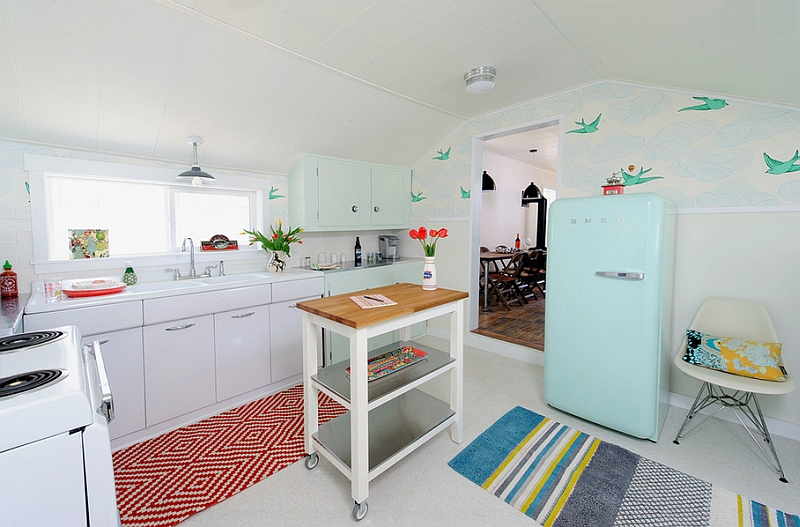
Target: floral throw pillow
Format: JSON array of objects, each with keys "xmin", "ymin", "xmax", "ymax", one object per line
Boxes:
[{"xmin": 683, "ymin": 329, "xmax": 787, "ymax": 382}]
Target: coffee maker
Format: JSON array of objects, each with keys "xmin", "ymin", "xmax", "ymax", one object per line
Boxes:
[{"xmin": 378, "ymin": 235, "xmax": 399, "ymax": 261}]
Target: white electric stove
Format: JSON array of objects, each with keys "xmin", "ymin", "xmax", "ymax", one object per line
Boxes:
[{"xmin": 0, "ymin": 326, "xmax": 120, "ymax": 526}]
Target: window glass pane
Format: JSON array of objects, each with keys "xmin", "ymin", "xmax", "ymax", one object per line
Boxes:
[
  {"xmin": 173, "ymin": 190, "xmax": 252, "ymax": 249},
  {"xmin": 47, "ymin": 176, "xmax": 168, "ymax": 259}
]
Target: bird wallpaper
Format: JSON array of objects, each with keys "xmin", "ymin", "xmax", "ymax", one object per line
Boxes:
[{"xmin": 411, "ymin": 80, "xmax": 800, "ymax": 218}]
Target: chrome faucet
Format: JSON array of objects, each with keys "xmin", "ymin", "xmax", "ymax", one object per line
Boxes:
[{"xmin": 182, "ymin": 237, "xmax": 196, "ymax": 276}]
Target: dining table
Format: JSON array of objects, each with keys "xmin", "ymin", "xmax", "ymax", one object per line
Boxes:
[{"xmin": 479, "ymin": 251, "xmax": 514, "ymax": 311}]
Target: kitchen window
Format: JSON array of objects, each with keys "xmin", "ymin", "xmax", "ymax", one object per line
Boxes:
[{"xmin": 25, "ymin": 154, "xmax": 269, "ymax": 274}]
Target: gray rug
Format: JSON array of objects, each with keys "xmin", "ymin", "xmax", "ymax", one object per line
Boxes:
[{"xmin": 449, "ymin": 406, "xmax": 797, "ymax": 527}]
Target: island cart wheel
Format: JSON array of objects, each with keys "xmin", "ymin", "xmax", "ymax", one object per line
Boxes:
[
  {"xmin": 352, "ymin": 501, "xmax": 368, "ymax": 521},
  {"xmin": 304, "ymin": 453, "xmax": 319, "ymax": 470}
]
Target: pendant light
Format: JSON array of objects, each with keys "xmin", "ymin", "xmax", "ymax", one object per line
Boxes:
[
  {"xmin": 177, "ymin": 136, "xmax": 215, "ymax": 186},
  {"xmin": 482, "ymin": 170, "xmax": 496, "ymax": 191}
]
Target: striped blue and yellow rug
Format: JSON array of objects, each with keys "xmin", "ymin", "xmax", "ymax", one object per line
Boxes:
[{"xmin": 449, "ymin": 407, "xmax": 798, "ymax": 527}]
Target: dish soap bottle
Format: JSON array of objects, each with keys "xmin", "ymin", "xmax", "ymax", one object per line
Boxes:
[
  {"xmin": 122, "ymin": 262, "xmax": 137, "ymax": 286},
  {"xmin": 1, "ymin": 260, "xmax": 18, "ymax": 298},
  {"xmin": 354, "ymin": 237, "xmax": 362, "ymax": 267}
]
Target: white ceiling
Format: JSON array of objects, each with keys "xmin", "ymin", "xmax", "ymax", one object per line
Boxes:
[{"xmin": 0, "ymin": 0, "xmax": 797, "ymax": 175}]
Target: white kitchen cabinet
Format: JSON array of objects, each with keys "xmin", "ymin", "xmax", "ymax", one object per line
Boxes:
[
  {"xmin": 143, "ymin": 315, "xmax": 216, "ymax": 426},
  {"xmin": 288, "ymin": 154, "xmax": 411, "ymax": 232},
  {"xmin": 214, "ymin": 304, "xmax": 271, "ymax": 402},
  {"xmin": 270, "ymin": 296, "xmax": 317, "ymax": 383},
  {"xmin": 80, "ymin": 327, "xmax": 145, "ymax": 440},
  {"xmin": 24, "ymin": 302, "xmax": 146, "ymax": 440},
  {"xmin": 270, "ymin": 277, "xmax": 324, "ymax": 383}
]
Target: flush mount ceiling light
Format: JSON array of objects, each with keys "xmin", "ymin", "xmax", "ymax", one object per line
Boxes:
[
  {"xmin": 464, "ymin": 66, "xmax": 496, "ymax": 95},
  {"xmin": 177, "ymin": 136, "xmax": 215, "ymax": 186}
]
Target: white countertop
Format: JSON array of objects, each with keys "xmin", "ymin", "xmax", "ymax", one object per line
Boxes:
[{"xmin": 24, "ymin": 269, "xmax": 321, "ymax": 315}]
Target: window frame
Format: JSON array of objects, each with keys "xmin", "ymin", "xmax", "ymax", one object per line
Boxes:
[{"xmin": 25, "ymin": 154, "xmax": 269, "ymax": 275}]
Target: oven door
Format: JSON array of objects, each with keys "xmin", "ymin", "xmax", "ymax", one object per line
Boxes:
[{"xmin": 0, "ymin": 432, "xmax": 88, "ymax": 524}]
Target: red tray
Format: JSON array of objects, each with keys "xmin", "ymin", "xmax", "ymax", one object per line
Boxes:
[
  {"xmin": 63, "ymin": 284, "xmax": 126, "ymax": 298},
  {"xmin": 346, "ymin": 346, "xmax": 428, "ymax": 381}
]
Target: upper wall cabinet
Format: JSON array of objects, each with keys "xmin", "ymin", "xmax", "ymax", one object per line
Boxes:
[{"xmin": 288, "ymin": 154, "xmax": 411, "ymax": 232}]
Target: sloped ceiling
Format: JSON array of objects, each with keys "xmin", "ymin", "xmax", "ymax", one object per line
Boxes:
[{"xmin": 0, "ymin": 0, "xmax": 797, "ymax": 175}]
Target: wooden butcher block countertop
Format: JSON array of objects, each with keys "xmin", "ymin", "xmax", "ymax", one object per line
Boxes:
[{"xmin": 296, "ymin": 282, "xmax": 468, "ymax": 329}]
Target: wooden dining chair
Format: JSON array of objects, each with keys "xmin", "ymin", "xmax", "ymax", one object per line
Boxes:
[
  {"xmin": 488, "ymin": 251, "xmax": 528, "ymax": 307},
  {"xmin": 519, "ymin": 250, "xmax": 546, "ymax": 300}
]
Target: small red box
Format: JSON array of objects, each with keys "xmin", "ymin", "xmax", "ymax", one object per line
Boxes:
[{"xmin": 602, "ymin": 185, "xmax": 624, "ymax": 196}]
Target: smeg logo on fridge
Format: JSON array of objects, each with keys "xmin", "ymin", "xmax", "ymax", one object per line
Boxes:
[{"xmin": 569, "ymin": 216, "xmax": 626, "ymax": 225}]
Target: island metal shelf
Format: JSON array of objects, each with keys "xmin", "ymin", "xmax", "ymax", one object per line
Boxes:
[
  {"xmin": 311, "ymin": 340, "xmax": 455, "ymax": 411},
  {"xmin": 298, "ymin": 282, "xmax": 467, "ymax": 521}
]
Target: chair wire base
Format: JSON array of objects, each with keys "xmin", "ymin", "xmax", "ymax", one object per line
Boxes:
[{"xmin": 673, "ymin": 382, "xmax": 788, "ymax": 483}]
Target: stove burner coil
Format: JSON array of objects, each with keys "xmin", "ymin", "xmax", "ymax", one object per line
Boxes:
[
  {"xmin": 0, "ymin": 330, "xmax": 65, "ymax": 354},
  {"xmin": 0, "ymin": 369, "xmax": 63, "ymax": 397}
]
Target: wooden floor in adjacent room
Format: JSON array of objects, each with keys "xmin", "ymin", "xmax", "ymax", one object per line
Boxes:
[{"xmin": 473, "ymin": 294, "xmax": 545, "ymax": 351}]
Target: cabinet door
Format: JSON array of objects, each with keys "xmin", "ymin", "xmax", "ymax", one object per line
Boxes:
[
  {"xmin": 325, "ymin": 267, "xmax": 394, "ymax": 365},
  {"xmin": 143, "ymin": 315, "xmax": 215, "ymax": 426},
  {"xmin": 82, "ymin": 327, "xmax": 145, "ymax": 440},
  {"xmin": 317, "ymin": 158, "xmax": 369, "ymax": 228},
  {"xmin": 370, "ymin": 166, "xmax": 411, "ymax": 227},
  {"xmin": 214, "ymin": 304, "xmax": 271, "ymax": 401},
  {"xmin": 270, "ymin": 296, "xmax": 319, "ymax": 383}
]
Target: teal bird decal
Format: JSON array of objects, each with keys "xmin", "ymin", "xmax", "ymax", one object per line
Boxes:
[
  {"xmin": 566, "ymin": 114, "xmax": 601, "ymax": 134},
  {"xmin": 764, "ymin": 150, "xmax": 800, "ymax": 174},
  {"xmin": 433, "ymin": 147, "xmax": 451, "ymax": 160},
  {"xmin": 460, "ymin": 186, "xmax": 470, "ymax": 199},
  {"xmin": 268, "ymin": 187, "xmax": 284, "ymax": 200},
  {"xmin": 620, "ymin": 166, "xmax": 663, "ymax": 186},
  {"xmin": 411, "ymin": 191, "xmax": 427, "ymax": 202},
  {"xmin": 678, "ymin": 96, "xmax": 728, "ymax": 112},
  {"xmin": 24, "ymin": 181, "xmax": 30, "ymax": 202}
]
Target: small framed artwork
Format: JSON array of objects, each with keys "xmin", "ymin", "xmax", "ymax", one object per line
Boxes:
[{"xmin": 69, "ymin": 229, "xmax": 109, "ymax": 259}]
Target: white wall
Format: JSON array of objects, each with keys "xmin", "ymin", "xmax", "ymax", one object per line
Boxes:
[
  {"xmin": 481, "ymin": 151, "xmax": 556, "ymax": 250},
  {"xmin": 410, "ymin": 80, "xmax": 800, "ymax": 429}
]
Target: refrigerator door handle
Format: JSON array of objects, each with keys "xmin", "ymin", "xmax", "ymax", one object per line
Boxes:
[{"xmin": 595, "ymin": 271, "xmax": 645, "ymax": 280}]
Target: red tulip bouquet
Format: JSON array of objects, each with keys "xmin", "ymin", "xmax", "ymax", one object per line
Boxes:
[{"xmin": 409, "ymin": 226, "xmax": 448, "ymax": 257}]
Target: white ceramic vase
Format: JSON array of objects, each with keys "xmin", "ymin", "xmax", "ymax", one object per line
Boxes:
[
  {"xmin": 422, "ymin": 256, "xmax": 437, "ymax": 290},
  {"xmin": 268, "ymin": 251, "xmax": 286, "ymax": 273}
]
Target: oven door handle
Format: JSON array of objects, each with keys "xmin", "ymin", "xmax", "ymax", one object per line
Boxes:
[{"xmin": 87, "ymin": 341, "xmax": 115, "ymax": 423}]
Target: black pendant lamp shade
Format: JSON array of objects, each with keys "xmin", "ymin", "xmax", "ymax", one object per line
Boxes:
[
  {"xmin": 177, "ymin": 136, "xmax": 215, "ymax": 182},
  {"xmin": 521, "ymin": 181, "xmax": 542, "ymax": 204},
  {"xmin": 482, "ymin": 171, "xmax": 496, "ymax": 191},
  {"xmin": 521, "ymin": 182, "xmax": 548, "ymax": 250}
]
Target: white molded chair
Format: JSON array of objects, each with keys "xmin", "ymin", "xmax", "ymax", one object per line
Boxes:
[{"xmin": 673, "ymin": 297, "xmax": 796, "ymax": 483}]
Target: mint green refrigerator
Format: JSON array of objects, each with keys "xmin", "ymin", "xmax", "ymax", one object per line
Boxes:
[{"xmin": 543, "ymin": 193, "xmax": 674, "ymax": 441}]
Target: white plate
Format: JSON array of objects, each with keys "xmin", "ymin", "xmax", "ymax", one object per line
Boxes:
[{"xmin": 70, "ymin": 279, "xmax": 121, "ymax": 290}]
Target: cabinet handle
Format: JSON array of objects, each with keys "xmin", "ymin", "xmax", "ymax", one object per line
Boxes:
[
  {"xmin": 374, "ymin": 206, "xmax": 380, "ymax": 213},
  {"xmin": 165, "ymin": 323, "xmax": 195, "ymax": 331},
  {"xmin": 288, "ymin": 303, "xmax": 297, "ymax": 308},
  {"xmin": 97, "ymin": 339, "xmax": 110, "ymax": 345},
  {"xmin": 231, "ymin": 311, "xmax": 255, "ymax": 318},
  {"xmin": 352, "ymin": 205, "xmax": 358, "ymax": 212}
]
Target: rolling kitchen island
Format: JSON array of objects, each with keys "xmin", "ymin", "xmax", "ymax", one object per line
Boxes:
[{"xmin": 297, "ymin": 282, "xmax": 467, "ymax": 521}]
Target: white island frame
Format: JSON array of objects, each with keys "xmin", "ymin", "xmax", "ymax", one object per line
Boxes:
[{"xmin": 298, "ymin": 283, "xmax": 467, "ymax": 521}]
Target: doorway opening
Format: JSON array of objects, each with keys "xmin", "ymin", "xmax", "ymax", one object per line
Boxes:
[{"xmin": 467, "ymin": 119, "xmax": 560, "ymax": 352}]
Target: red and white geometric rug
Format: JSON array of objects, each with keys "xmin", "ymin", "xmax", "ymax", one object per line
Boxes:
[{"xmin": 112, "ymin": 385, "xmax": 346, "ymax": 527}]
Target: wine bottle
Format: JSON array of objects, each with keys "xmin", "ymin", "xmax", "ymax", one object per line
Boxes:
[
  {"xmin": 515, "ymin": 233, "xmax": 521, "ymax": 250},
  {"xmin": 354, "ymin": 237, "xmax": 362, "ymax": 266}
]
